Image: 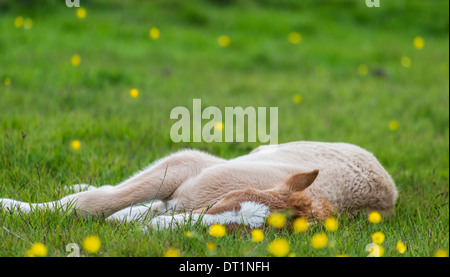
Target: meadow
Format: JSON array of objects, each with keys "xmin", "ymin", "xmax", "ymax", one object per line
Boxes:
[{"xmin": 0, "ymin": 0, "xmax": 448, "ymax": 257}]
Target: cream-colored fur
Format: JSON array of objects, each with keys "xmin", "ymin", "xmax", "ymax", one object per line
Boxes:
[{"xmin": 0, "ymin": 141, "xmax": 398, "ymax": 227}]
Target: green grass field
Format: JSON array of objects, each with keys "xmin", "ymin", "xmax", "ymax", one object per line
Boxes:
[{"xmin": 0, "ymin": 0, "xmax": 448, "ymax": 257}]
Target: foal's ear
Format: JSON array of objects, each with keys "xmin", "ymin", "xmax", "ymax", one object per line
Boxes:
[{"xmin": 284, "ymin": 170, "xmax": 319, "ymax": 192}]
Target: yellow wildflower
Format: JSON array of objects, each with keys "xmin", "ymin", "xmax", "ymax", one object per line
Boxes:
[
  {"xmin": 76, "ymin": 7, "xmax": 86, "ymax": 19},
  {"xmin": 149, "ymin": 27, "xmax": 160, "ymax": 40},
  {"xmin": 324, "ymin": 217, "xmax": 338, "ymax": 232},
  {"xmin": 14, "ymin": 16, "xmax": 24, "ymax": 28},
  {"xmin": 293, "ymin": 217, "xmax": 308, "ymax": 233},
  {"xmin": 379, "ymin": 245, "xmax": 385, "ymax": 257},
  {"xmin": 26, "ymin": 242, "xmax": 48, "ymax": 257},
  {"xmin": 396, "ymin": 241, "xmax": 406, "ymax": 254},
  {"xmin": 83, "ymin": 235, "xmax": 101, "ymax": 254},
  {"xmin": 71, "ymin": 140, "xmax": 81, "ymax": 150},
  {"xmin": 388, "ymin": 120, "xmax": 400, "ymax": 131},
  {"xmin": 372, "ymin": 245, "xmax": 385, "ymax": 257},
  {"xmin": 164, "ymin": 248, "xmax": 180, "ymax": 257},
  {"xmin": 367, "ymin": 243, "xmax": 385, "ymax": 257},
  {"xmin": 368, "ymin": 211, "xmax": 382, "ymax": 223},
  {"xmin": 268, "ymin": 238, "xmax": 290, "ymax": 257},
  {"xmin": 292, "ymin": 94, "xmax": 302, "ymax": 104},
  {"xmin": 401, "ymin": 56, "xmax": 411, "ymax": 68},
  {"xmin": 71, "ymin": 54, "xmax": 81, "ymax": 67},
  {"xmin": 371, "ymin": 232, "xmax": 385, "ymax": 244},
  {"xmin": 434, "ymin": 249, "xmax": 448, "ymax": 257},
  {"xmin": 218, "ymin": 35, "xmax": 230, "ymax": 47},
  {"xmin": 267, "ymin": 212, "xmax": 286, "ymax": 229},
  {"xmin": 4, "ymin": 77, "xmax": 11, "ymax": 86},
  {"xmin": 251, "ymin": 229, "xmax": 264, "ymax": 243},
  {"xmin": 209, "ymin": 224, "xmax": 226, "ymax": 237},
  {"xmin": 206, "ymin": 242, "xmax": 216, "ymax": 251},
  {"xmin": 129, "ymin": 88, "xmax": 139, "ymax": 98},
  {"xmin": 413, "ymin": 36, "xmax": 424, "ymax": 50},
  {"xmin": 23, "ymin": 18, "xmax": 32, "ymax": 30},
  {"xmin": 214, "ymin": 122, "xmax": 224, "ymax": 131},
  {"xmin": 311, "ymin": 233, "xmax": 328, "ymax": 249},
  {"xmin": 288, "ymin": 32, "xmax": 302, "ymax": 44}
]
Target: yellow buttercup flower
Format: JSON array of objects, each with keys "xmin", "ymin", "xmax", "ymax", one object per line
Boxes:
[
  {"xmin": 377, "ymin": 245, "xmax": 385, "ymax": 257},
  {"xmin": 288, "ymin": 32, "xmax": 302, "ymax": 44},
  {"xmin": 311, "ymin": 233, "xmax": 328, "ymax": 249},
  {"xmin": 164, "ymin": 248, "xmax": 180, "ymax": 257},
  {"xmin": 214, "ymin": 122, "xmax": 224, "ymax": 131},
  {"xmin": 292, "ymin": 94, "xmax": 302, "ymax": 104},
  {"xmin": 396, "ymin": 241, "xmax": 406, "ymax": 254},
  {"xmin": 218, "ymin": 35, "xmax": 230, "ymax": 47},
  {"xmin": 71, "ymin": 140, "xmax": 81, "ymax": 150},
  {"xmin": 371, "ymin": 232, "xmax": 385, "ymax": 244},
  {"xmin": 129, "ymin": 88, "xmax": 139, "ymax": 98},
  {"xmin": 26, "ymin": 242, "xmax": 48, "ymax": 257},
  {"xmin": 76, "ymin": 7, "xmax": 87, "ymax": 19},
  {"xmin": 358, "ymin": 64, "xmax": 369, "ymax": 76},
  {"xmin": 267, "ymin": 212, "xmax": 286, "ymax": 229},
  {"xmin": 336, "ymin": 254, "xmax": 349, "ymax": 257},
  {"xmin": 401, "ymin": 56, "xmax": 411, "ymax": 68},
  {"xmin": 268, "ymin": 238, "xmax": 290, "ymax": 257},
  {"xmin": 324, "ymin": 217, "xmax": 338, "ymax": 232},
  {"xmin": 209, "ymin": 224, "xmax": 226, "ymax": 237},
  {"xmin": 83, "ymin": 235, "xmax": 101, "ymax": 254},
  {"xmin": 149, "ymin": 27, "xmax": 160, "ymax": 40},
  {"xmin": 379, "ymin": 245, "xmax": 385, "ymax": 257},
  {"xmin": 71, "ymin": 54, "xmax": 81, "ymax": 67},
  {"xmin": 4, "ymin": 77, "xmax": 11, "ymax": 86},
  {"xmin": 23, "ymin": 18, "xmax": 33, "ymax": 30},
  {"xmin": 367, "ymin": 243, "xmax": 385, "ymax": 257},
  {"xmin": 293, "ymin": 217, "xmax": 308, "ymax": 233},
  {"xmin": 14, "ymin": 16, "xmax": 24, "ymax": 28},
  {"xmin": 388, "ymin": 120, "xmax": 400, "ymax": 131},
  {"xmin": 206, "ymin": 242, "xmax": 216, "ymax": 251},
  {"xmin": 251, "ymin": 229, "xmax": 264, "ymax": 243},
  {"xmin": 184, "ymin": 231, "xmax": 193, "ymax": 238},
  {"xmin": 434, "ymin": 249, "xmax": 448, "ymax": 257},
  {"xmin": 413, "ymin": 36, "xmax": 424, "ymax": 50},
  {"xmin": 368, "ymin": 211, "xmax": 382, "ymax": 223}
]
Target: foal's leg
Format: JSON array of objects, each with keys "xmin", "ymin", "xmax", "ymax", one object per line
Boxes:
[
  {"xmin": 0, "ymin": 149, "xmax": 226, "ymax": 218},
  {"xmin": 170, "ymin": 163, "xmax": 295, "ymax": 211}
]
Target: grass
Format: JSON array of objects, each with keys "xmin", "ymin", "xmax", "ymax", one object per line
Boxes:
[{"xmin": 0, "ymin": 0, "xmax": 448, "ymax": 257}]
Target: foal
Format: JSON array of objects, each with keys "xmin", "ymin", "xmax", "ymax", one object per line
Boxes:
[{"xmin": 0, "ymin": 141, "xmax": 398, "ymax": 229}]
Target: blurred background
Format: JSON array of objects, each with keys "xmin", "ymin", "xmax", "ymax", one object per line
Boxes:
[{"xmin": 0, "ymin": 0, "xmax": 448, "ymax": 195}]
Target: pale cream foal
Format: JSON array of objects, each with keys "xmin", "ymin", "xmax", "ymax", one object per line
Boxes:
[{"xmin": 0, "ymin": 141, "xmax": 398, "ymax": 229}]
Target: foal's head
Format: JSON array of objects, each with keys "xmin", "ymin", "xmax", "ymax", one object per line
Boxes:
[{"xmin": 206, "ymin": 170, "xmax": 332, "ymax": 220}]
